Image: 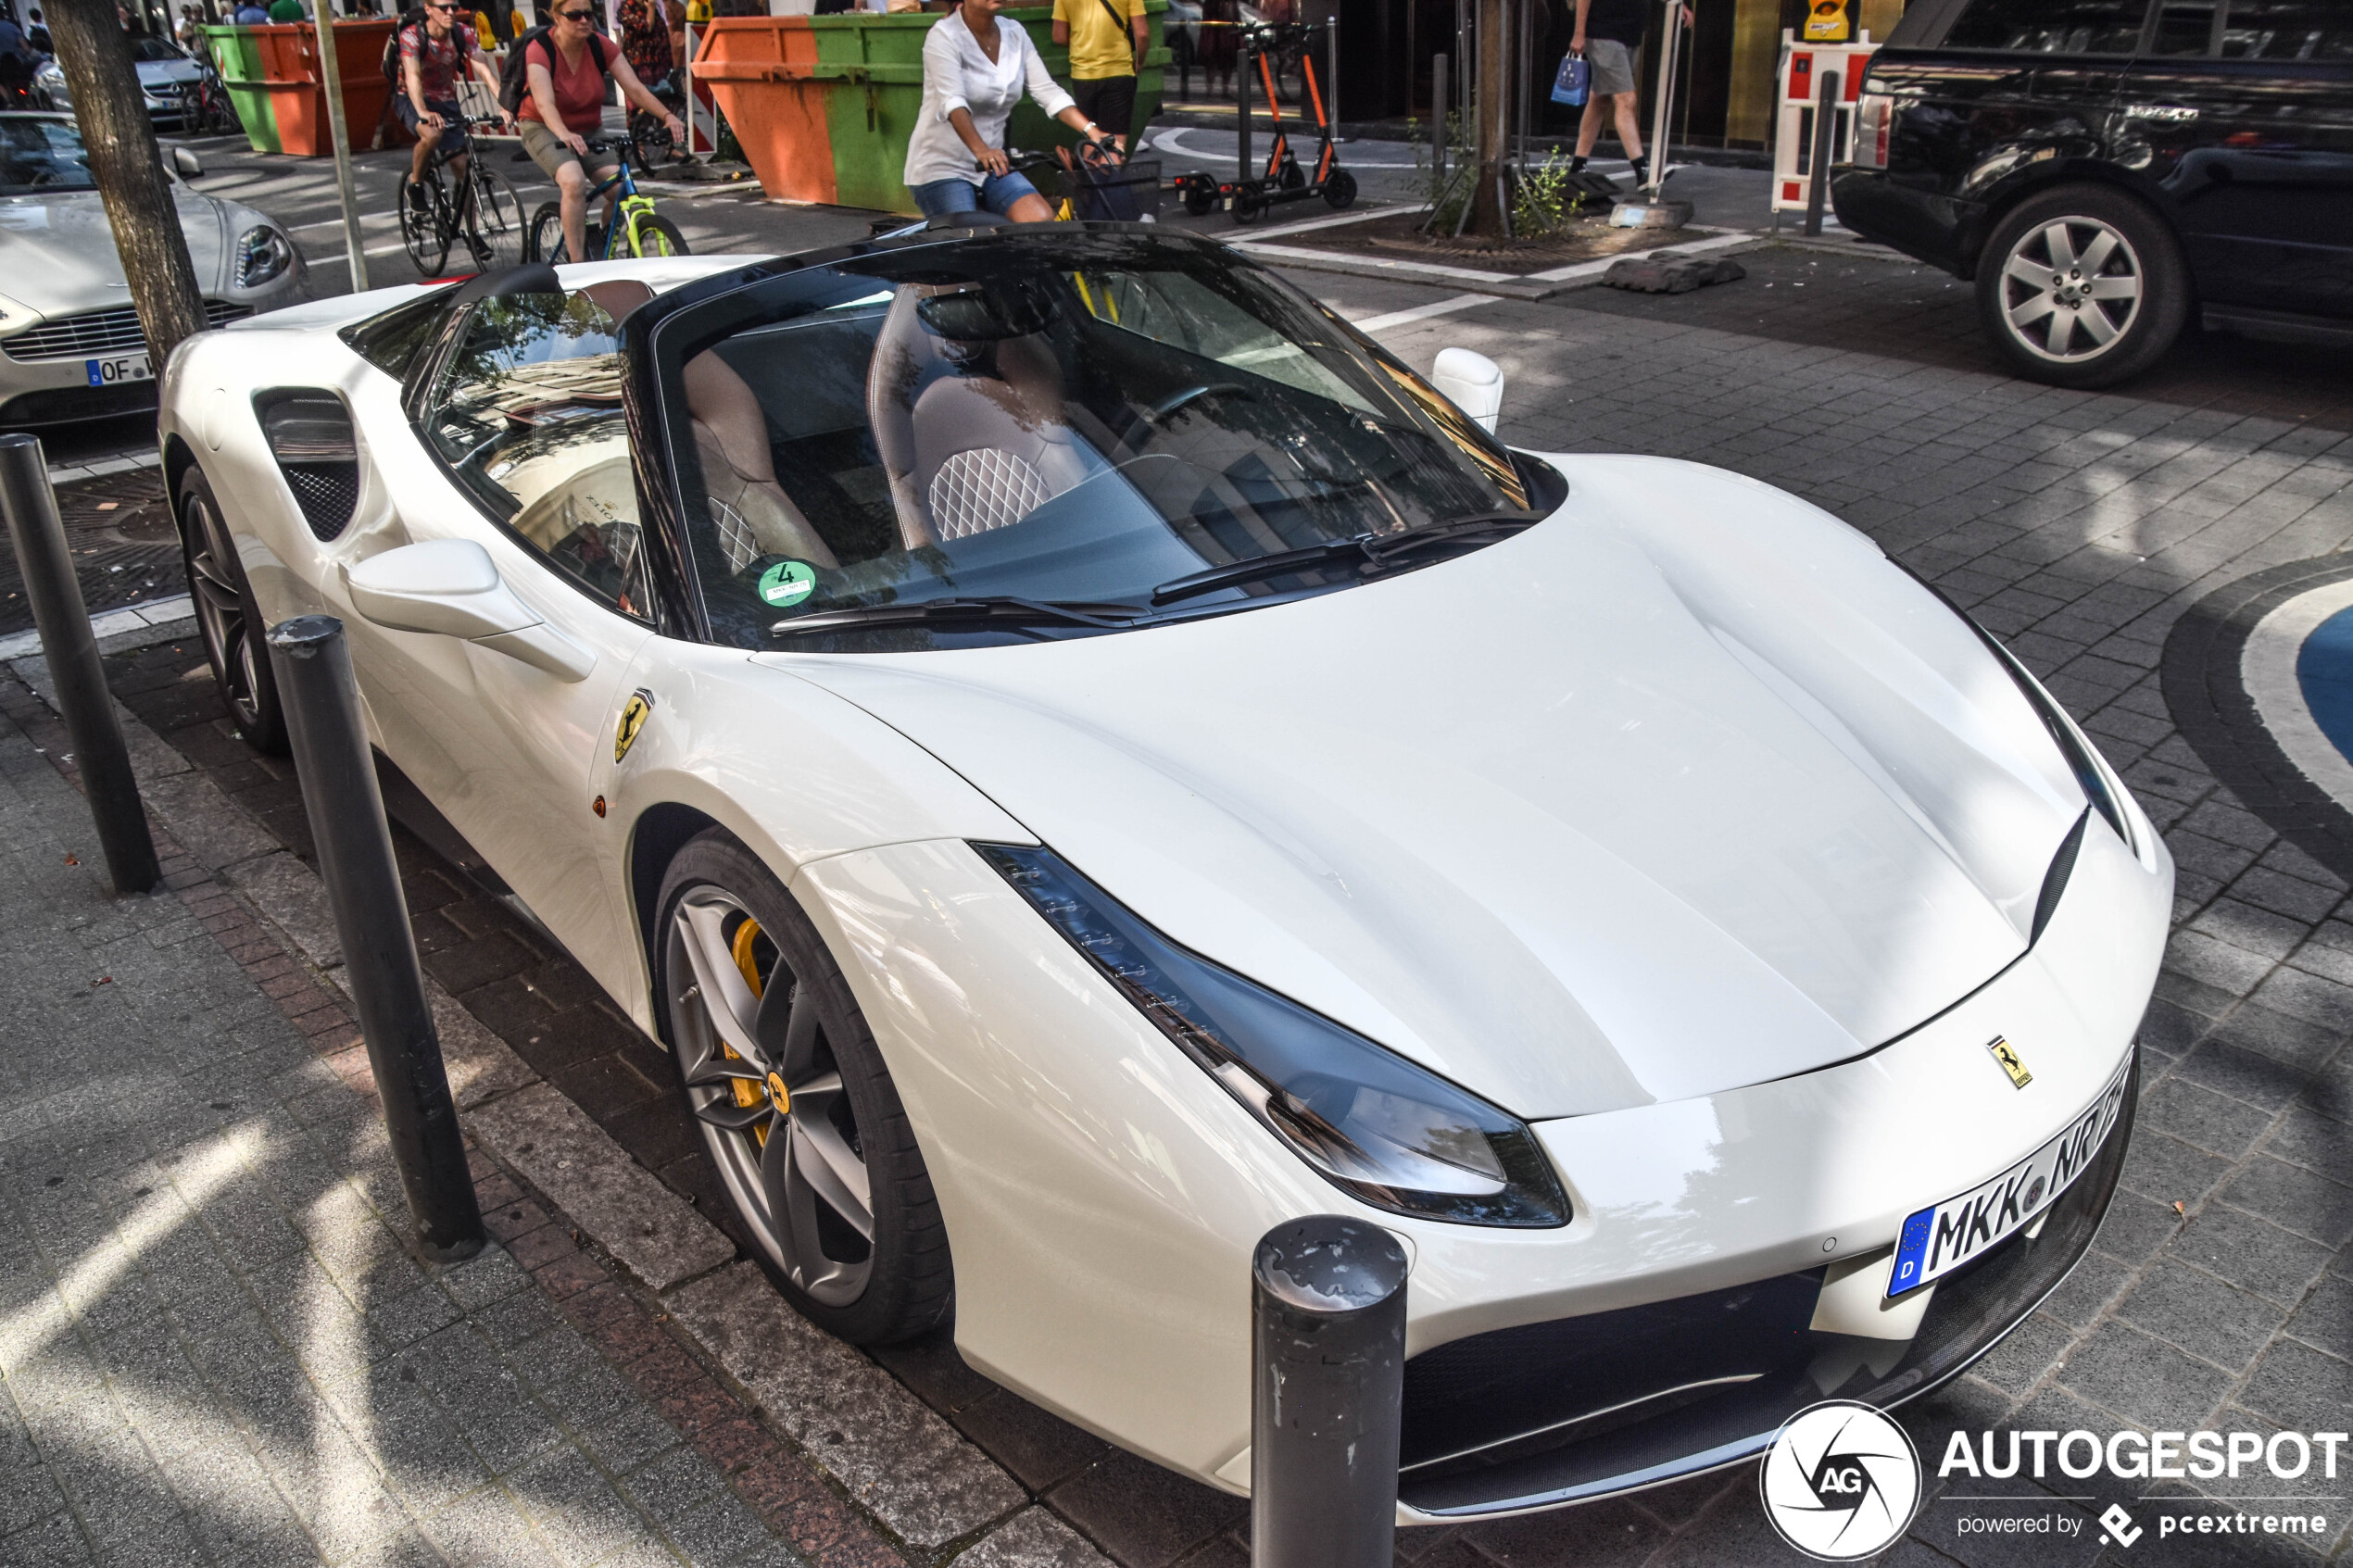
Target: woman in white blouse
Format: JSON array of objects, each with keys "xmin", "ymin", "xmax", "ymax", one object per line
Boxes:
[{"xmin": 903, "ymin": 0, "xmax": 1117, "ymax": 221}]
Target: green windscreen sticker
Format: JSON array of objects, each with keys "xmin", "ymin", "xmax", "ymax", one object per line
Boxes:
[{"xmin": 759, "ymin": 559, "xmax": 817, "ymax": 608}]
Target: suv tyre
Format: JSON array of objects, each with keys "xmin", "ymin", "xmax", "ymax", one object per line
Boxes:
[{"xmin": 1976, "ymin": 185, "xmax": 2188, "ymax": 389}]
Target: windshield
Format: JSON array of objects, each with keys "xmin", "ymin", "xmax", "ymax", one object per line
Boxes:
[
  {"xmin": 0, "ymin": 119, "xmax": 95, "ymax": 197},
  {"xmin": 131, "ymin": 38, "xmax": 186, "ymax": 61},
  {"xmin": 667, "ymin": 232, "xmax": 1548, "ymax": 650}
]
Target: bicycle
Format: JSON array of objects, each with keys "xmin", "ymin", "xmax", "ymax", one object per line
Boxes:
[
  {"xmin": 522, "ymin": 130, "xmax": 688, "ymax": 264},
  {"xmin": 184, "ymin": 67, "xmax": 240, "ymax": 137},
  {"xmin": 400, "ymin": 111, "xmax": 526, "ymax": 277}
]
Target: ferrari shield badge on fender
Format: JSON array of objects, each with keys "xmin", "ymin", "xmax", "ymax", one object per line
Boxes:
[
  {"xmin": 614, "ymin": 689, "xmax": 655, "ymax": 764},
  {"xmin": 1988, "ymin": 1035, "xmax": 2032, "ymax": 1089}
]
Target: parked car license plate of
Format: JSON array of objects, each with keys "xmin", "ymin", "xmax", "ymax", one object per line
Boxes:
[
  {"xmin": 1888, "ymin": 1055, "xmax": 2132, "ymax": 1298},
  {"xmin": 86, "ymin": 352, "xmax": 152, "ymax": 388}
]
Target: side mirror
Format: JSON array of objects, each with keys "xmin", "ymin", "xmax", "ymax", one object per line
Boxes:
[
  {"xmin": 1432, "ymin": 347, "xmax": 1504, "ymax": 435},
  {"xmin": 170, "ymin": 146, "xmax": 203, "ymax": 179},
  {"xmin": 346, "ymin": 539, "xmax": 594, "ymax": 682}
]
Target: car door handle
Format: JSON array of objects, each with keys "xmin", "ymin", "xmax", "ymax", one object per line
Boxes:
[{"xmin": 2124, "ymin": 104, "xmax": 2200, "ymax": 123}]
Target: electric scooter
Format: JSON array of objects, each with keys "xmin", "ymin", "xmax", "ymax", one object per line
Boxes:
[{"xmin": 1173, "ymin": 22, "xmax": 1353, "ymax": 224}]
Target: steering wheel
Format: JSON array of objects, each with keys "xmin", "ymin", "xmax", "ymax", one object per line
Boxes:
[{"xmin": 1143, "ymin": 382, "xmax": 1251, "ymax": 422}]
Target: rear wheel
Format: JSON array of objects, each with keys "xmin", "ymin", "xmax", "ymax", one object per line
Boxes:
[
  {"xmin": 656, "ymin": 831, "xmax": 951, "ymax": 1344},
  {"xmin": 178, "ymin": 468, "xmax": 285, "ymax": 756},
  {"xmin": 627, "ymin": 212, "xmax": 687, "ymax": 258},
  {"xmin": 524, "ymin": 200, "xmax": 563, "ymax": 264},
  {"xmin": 1975, "ymin": 185, "xmax": 2187, "ymax": 389},
  {"xmin": 401, "ymin": 175, "xmax": 448, "ymax": 276},
  {"xmin": 1231, "ymin": 183, "xmax": 1265, "ymax": 224}
]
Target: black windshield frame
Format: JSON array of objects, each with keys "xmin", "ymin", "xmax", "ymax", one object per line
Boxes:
[{"xmin": 630, "ymin": 227, "xmax": 1556, "ymax": 653}]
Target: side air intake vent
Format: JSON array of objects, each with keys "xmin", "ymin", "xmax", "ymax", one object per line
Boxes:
[{"xmin": 257, "ymin": 390, "xmax": 359, "ymax": 542}]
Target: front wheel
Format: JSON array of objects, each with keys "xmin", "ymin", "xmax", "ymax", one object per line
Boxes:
[
  {"xmin": 1975, "ymin": 185, "xmax": 2187, "ymax": 389},
  {"xmin": 523, "ymin": 200, "xmax": 562, "ymax": 264},
  {"xmin": 656, "ymin": 830, "xmax": 951, "ymax": 1344},
  {"xmin": 463, "ymin": 166, "xmax": 524, "ymax": 271},
  {"xmin": 400, "ymin": 176, "xmax": 447, "ymax": 276},
  {"xmin": 625, "ymin": 212, "xmax": 688, "ymax": 258},
  {"xmin": 1321, "ymin": 168, "xmax": 1357, "ymax": 209}
]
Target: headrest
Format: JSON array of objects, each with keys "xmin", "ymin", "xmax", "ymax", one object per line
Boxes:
[{"xmin": 447, "ymin": 263, "xmax": 563, "ymax": 305}]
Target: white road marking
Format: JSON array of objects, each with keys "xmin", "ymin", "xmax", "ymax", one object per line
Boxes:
[
  {"xmin": 2245, "ymin": 578, "xmax": 2353, "ymax": 815},
  {"xmin": 1350, "ymin": 293, "xmax": 1500, "ymax": 334}
]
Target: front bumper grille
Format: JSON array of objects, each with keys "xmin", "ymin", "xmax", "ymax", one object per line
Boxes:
[
  {"xmin": 4, "ymin": 300, "xmax": 253, "ymax": 362},
  {"xmin": 1397, "ymin": 1053, "xmax": 2140, "ymax": 1517}
]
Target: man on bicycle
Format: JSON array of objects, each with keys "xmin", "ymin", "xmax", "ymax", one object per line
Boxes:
[
  {"xmin": 519, "ymin": 0, "xmax": 683, "ymax": 264},
  {"xmin": 399, "ymin": 0, "xmax": 510, "ymax": 218}
]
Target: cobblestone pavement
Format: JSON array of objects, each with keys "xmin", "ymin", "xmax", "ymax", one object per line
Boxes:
[{"xmin": 2, "ymin": 241, "xmax": 2347, "ymax": 1567}]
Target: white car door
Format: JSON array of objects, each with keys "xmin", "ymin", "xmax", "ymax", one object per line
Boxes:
[{"xmin": 348, "ymin": 286, "xmax": 654, "ymax": 982}]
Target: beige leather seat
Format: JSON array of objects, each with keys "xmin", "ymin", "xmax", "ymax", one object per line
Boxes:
[
  {"xmin": 682, "ymin": 349, "xmax": 837, "ymax": 572},
  {"xmin": 577, "ymin": 278, "xmax": 654, "ymax": 323},
  {"xmin": 865, "ymin": 285, "xmax": 1098, "ymax": 550}
]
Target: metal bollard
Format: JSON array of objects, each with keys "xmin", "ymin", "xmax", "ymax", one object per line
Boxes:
[
  {"xmin": 1252, "ymin": 1215, "xmax": 1408, "ymax": 1568},
  {"xmin": 267, "ymin": 615, "xmax": 484, "ymax": 1262},
  {"xmin": 1804, "ymin": 69, "xmax": 1841, "ymax": 238},
  {"xmin": 0, "ymin": 433, "xmax": 160, "ymax": 895}
]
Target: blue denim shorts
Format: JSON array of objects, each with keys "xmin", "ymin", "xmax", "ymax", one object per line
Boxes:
[
  {"xmin": 909, "ymin": 169, "xmax": 1041, "ymax": 219},
  {"xmin": 396, "ymin": 95, "xmax": 468, "ymax": 154}
]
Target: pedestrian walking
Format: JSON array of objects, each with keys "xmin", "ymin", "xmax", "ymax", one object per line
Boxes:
[
  {"xmin": 617, "ymin": 0, "xmax": 669, "ymax": 86},
  {"xmin": 1567, "ymin": 0, "xmax": 1684, "ymax": 182},
  {"xmin": 905, "ymin": 0, "xmax": 1115, "ymax": 220},
  {"xmin": 1050, "ymin": 0, "xmax": 1145, "ymax": 150}
]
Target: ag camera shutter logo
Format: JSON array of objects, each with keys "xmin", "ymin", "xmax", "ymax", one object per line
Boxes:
[{"xmin": 1761, "ymin": 1400, "xmax": 1923, "ymax": 1560}]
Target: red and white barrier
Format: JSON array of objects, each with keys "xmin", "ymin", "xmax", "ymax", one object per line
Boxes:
[{"xmin": 1771, "ymin": 30, "xmax": 1877, "ymax": 214}]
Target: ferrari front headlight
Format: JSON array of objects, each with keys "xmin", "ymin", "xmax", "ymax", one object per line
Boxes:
[
  {"xmin": 978, "ymin": 842, "xmax": 1570, "ymax": 1228},
  {"xmin": 234, "ymin": 225, "xmax": 293, "ymax": 289}
]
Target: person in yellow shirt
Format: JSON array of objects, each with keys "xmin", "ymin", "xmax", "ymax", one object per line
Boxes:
[{"xmin": 1050, "ymin": 0, "xmax": 1145, "ymax": 149}]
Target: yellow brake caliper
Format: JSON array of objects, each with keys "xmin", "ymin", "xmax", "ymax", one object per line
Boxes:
[{"xmin": 728, "ymin": 920, "xmax": 772, "ymax": 1146}]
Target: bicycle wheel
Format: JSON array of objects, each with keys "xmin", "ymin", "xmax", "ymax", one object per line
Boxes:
[
  {"xmin": 463, "ymin": 166, "xmax": 525, "ymax": 271},
  {"xmin": 402, "ymin": 177, "xmax": 450, "ymax": 276},
  {"xmin": 628, "ymin": 213, "xmax": 689, "ymax": 258},
  {"xmin": 523, "ymin": 200, "xmax": 563, "ymax": 264}
]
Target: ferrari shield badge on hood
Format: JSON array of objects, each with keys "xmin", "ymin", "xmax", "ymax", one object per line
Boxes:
[{"xmin": 614, "ymin": 689, "xmax": 655, "ymax": 764}]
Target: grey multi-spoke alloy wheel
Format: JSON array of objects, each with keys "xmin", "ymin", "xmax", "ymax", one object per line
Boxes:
[
  {"xmin": 656, "ymin": 830, "xmax": 951, "ymax": 1343},
  {"xmin": 177, "ymin": 468, "xmax": 287, "ymax": 755},
  {"xmin": 1976, "ymin": 186, "xmax": 2187, "ymax": 389}
]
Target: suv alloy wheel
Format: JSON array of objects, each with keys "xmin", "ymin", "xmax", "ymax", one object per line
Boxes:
[{"xmin": 1976, "ymin": 185, "xmax": 2190, "ymax": 389}]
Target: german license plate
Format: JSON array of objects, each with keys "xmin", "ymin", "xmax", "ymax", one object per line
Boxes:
[
  {"xmin": 1887, "ymin": 1056, "xmax": 2132, "ymax": 1298},
  {"xmin": 85, "ymin": 351, "xmax": 151, "ymax": 387}
]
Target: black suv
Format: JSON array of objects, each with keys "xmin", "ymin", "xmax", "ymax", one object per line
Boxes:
[{"xmin": 1831, "ymin": 0, "xmax": 2352, "ymax": 386}]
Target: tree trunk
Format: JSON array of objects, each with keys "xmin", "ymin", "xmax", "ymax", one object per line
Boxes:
[
  {"xmin": 45, "ymin": 0, "xmax": 209, "ymax": 366},
  {"xmin": 1464, "ymin": 0, "xmax": 1508, "ymax": 235}
]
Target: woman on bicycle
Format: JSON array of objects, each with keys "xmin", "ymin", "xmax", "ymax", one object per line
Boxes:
[
  {"xmin": 904, "ymin": 0, "xmax": 1116, "ymax": 223},
  {"xmin": 520, "ymin": 0, "xmax": 685, "ymax": 264}
]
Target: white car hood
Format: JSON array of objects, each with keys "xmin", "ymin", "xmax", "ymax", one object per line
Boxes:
[
  {"xmin": 0, "ymin": 186, "xmax": 228, "ymax": 313},
  {"xmin": 767, "ymin": 456, "xmax": 2093, "ymax": 1119}
]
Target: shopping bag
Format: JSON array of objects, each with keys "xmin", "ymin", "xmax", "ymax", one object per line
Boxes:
[{"xmin": 1551, "ymin": 52, "xmax": 1589, "ymax": 107}]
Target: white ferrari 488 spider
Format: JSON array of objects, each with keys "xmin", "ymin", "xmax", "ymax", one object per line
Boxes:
[{"xmin": 157, "ymin": 224, "xmax": 2171, "ymax": 1521}]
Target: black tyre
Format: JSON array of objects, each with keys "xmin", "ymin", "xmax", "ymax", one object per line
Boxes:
[
  {"xmin": 1231, "ymin": 184, "xmax": 1265, "ymax": 225},
  {"xmin": 1974, "ymin": 185, "xmax": 2188, "ymax": 389},
  {"xmin": 1181, "ymin": 177, "xmax": 1216, "ymax": 217},
  {"xmin": 178, "ymin": 467, "xmax": 286, "ymax": 756},
  {"xmin": 463, "ymin": 166, "xmax": 525, "ymax": 271},
  {"xmin": 627, "ymin": 212, "xmax": 688, "ymax": 258},
  {"xmin": 1276, "ymin": 155, "xmax": 1306, "ymax": 193},
  {"xmin": 656, "ymin": 830, "xmax": 951, "ymax": 1344},
  {"xmin": 524, "ymin": 200, "xmax": 563, "ymax": 264},
  {"xmin": 401, "ymin": 177, "xmax": 447, "ymax": 276},
  {"xmin": 1321, "ymin": 168, "xmax": 1357, "ymax": 209}
]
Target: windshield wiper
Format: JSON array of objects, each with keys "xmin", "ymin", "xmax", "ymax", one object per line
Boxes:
[
  {"xmin": 1149, "ymin": 512, "xmax": 1541, "ymax": 607},
  {"xmin": 770, "ymin": 596, "xmax": 1151, "ymax": 637}
]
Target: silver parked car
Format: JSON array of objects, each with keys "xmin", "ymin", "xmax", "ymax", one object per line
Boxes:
[
  {"xmin": 35, "ymin": 35, "xmax": 208, "ymax": 130},
  {"xmin": 0, "ymin": 114, "xmax": 306, "ymax": 425}
]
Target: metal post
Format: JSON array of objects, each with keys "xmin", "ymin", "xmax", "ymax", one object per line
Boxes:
[
  {"xmin": 311, "ymin": 0, "xmax": 369, "ymax": 293},
  {"xmin": 1325, "ymin": 14, "xmax": 1338, "ymax": 139},
  {"xmin": 0, "ymin": 435, "xmax": 159, "ymax": 895},
  {"xmin": 1238, "ymin": 31, "xmax": 1252, "ymax": 186},
  {"xmin": 1430, "ymin": 51, "xmax": 1446, "ymax": 192},
  {"xmin": 1804, "ymin": 68, "xmax": 1839, "ymax": 235},
  {"xmin": 1643, "ymin": 0, "xmax": 1680, "ymax": 195},
  {"xmin": 1251, "ymin": 1215, "xmax": 1407, "ymax": 1568},
  {"xmin": 266, "ymin": 615, "xmax": 484, "ymax": 1261}
]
